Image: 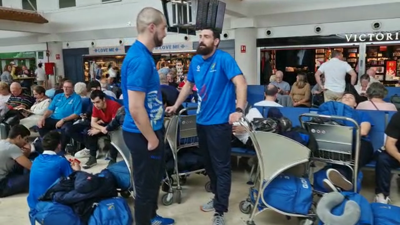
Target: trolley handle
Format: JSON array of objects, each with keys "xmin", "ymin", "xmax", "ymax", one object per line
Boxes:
[
  {"xmin": 178, "ymin": 106, "xmax": 198, "ymax": 116},
  {"xmin": 299, "ymin": 113, "xmax": 360, "ymax": 130},
  {"xmin": 238, "ymin": 115, "xmax": 255, "ymax": 132}
]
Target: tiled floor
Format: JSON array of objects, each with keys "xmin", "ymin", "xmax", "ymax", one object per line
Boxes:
[{"xmin": 1, "ymin": 159, "xmax": 400, "ymax": 225}]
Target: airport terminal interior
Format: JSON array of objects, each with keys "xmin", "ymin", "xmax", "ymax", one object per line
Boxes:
[{"xmin": 2, "ymin": 0, "xmax": 400, "ymax": 224}]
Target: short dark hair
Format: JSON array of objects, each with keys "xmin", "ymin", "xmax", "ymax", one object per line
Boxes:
[
  {"xmin": 265, "ymin": 85, "xmax": 278, "ymax": 96},
  {"xmin": 360, "ymin": 74, "xmax": 370, "ymax": 82},
  {"xmin": 88, "ymin": 80, "xmax": 101, "ymax": 90},
  {"xmin": 331, "ymin": 50, "xmax": 342, "ymax": 58},
  {"xmin": 8, "ymin": 125, "xmax": 30, "ymax": 139},
  {"xmin": 42, "ymin": 131, "xmax": 61, "ymax": 151},
  {"xmin": 90, "ymin": 90, "xmax": 106, "ymax": 100},
  {"xmin": 33, "ymin": 85, "xmax": 46, "ymax": 95},
  {"xmin": 38, "ymin": 63, "xmax": 43, "ymax": 68},
  {"xmin": 203, "ymin": 28, "xmax": 221, "ymax": 39}
]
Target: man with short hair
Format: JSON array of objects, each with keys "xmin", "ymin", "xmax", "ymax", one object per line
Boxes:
[
  {"xmin": 83, "ymin": 90, "xmax": 120, "ymax": 168},
  {"xmin": 37, "ymin": 80, "xmax": 82, "ymax": 154},
  {"xmin": 254, "ymin": 84, "xmax": 283, "ymax": 107},
  {"xmin": 6, "ymin": 82, "xmax": 34, "ymax": 110},
  {"xmin": 160, "ymin": 72, "xmax": 179, "ymax": 105},
  {"xmin": 0, "ymin": 124, "xmax": 32, "ymax": 197},
  {"xmin": 315, "ymin": 50, "xmax": 357, "ymax": 102},
  {"xmin": 270, "ymin": 71, "xmax": 290, "ymax": 95},
  {"xmin": 166, "ymin": 28, "xmax": 247, "ymax": 225},
  {"xmin": 121, "ymin": 7, "xmax": 174, "ymax": 225},
  {"xmin": 35, "ymin": 63, "xmax": 46, "ymax": 86}
]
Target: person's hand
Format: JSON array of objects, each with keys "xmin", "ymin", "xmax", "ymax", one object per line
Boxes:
[
  {"xmin": 229, "ymin": 112, "xmax": 243, "ymax": 124},
  {"xmin": 55, "ymin": 119, "xmax": 64, "ymax": 128},
  {"xmin": 293, "ymin": 102, "xmax": 299, "ymax": 107},
  {"xmin": 101, "ymin": 126, "xmax": 108, "ymax": 134},
  {"xmin": 37, "ymin": 118, "xmax": 45, "ymax": 128},
  {"xmin": 233, "ymin": 125, "xmax": 246, "ymax": 134},
  {"xmin": 165, "ymin": 105, "xmax": 178, "ymax": 115},
  {"xmin": 71, "ymin": 161, "xmax": 81, "ymax": 171},
  {"xmin": 97, "ymin": 120, "xmax": 105, "ymax": 125},
  {"xmin": 21, "ymin": 143, "xmax": 31, "ymax": 157},
  {"xmin": 147, "ymin": 136, "xmax": 159, "ymax": 151},
  {"xmin": 88, "ymin": 128, "xmax": 100, "ymax": 136}
]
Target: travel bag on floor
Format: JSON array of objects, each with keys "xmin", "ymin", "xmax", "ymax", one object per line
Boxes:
[
  {"xmin": 30, "ymin": 201, "xmax": 83, "ymax": 225},
  {"xmin": 107, "ymin": 161, "xmax": 131, "ymax": 190},
  {"xmin": 263, "ymin": 174, "xmax": 313, "ymax": 215},
  {"xmin": 88, "ymin": 197, "xmax": 133, "ymax": 225},
  {"xmin": 371, "ymin": 203, "xmax": 400, "ymax": 225}
]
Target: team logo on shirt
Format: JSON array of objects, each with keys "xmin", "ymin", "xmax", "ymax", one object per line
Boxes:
[
  {"xmin": 197, "ymin": 65, "xmax": 201, "ymax": 72},
  {"xmin": 210, "ymin": 63, "xmax": 217, "ymax": 72}
]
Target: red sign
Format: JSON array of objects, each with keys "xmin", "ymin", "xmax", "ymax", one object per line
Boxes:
[
  {"xmin": 55, "ymin": 54, "xmax": 60, "ymax": 60},
  {"xmin": 240, "ymin": 45, "xmax": 246, "ymax": 53}
]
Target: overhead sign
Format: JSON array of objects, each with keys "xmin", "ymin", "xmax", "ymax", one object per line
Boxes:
[
  {"xmin": 153, "ymin": 42, "xmax": 193, "ymax": 53},
  {"xmin": 345, "ymin": 32, "xmax": 400, "ymax": 42},
  {"xmin": 0, "ymin": 51, "xmax": 36, "ymax": 59},
  {"xmin": 89, "ymin": 46, "xmax": 125, "ymax": 55}
]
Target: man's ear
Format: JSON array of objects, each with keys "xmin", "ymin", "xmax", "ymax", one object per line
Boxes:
[{"xmin": 214, "ymin": 38, "xmax": 220, "ymax": 47}]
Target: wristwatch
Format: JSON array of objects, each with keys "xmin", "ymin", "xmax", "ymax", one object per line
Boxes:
[{"xmin": 235, "ymin": 107, "xmax": 244, "ymax": 113}]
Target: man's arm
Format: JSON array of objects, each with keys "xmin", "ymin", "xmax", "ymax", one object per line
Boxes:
[
  {"xmin": 386, "ymin": 136, "xmax": 400, "ymax": 162},
  {"xmin": 384, "ymin": 112, "xmax": 400, "ymax": 161},
  {"xmin": 90, "ymin": 116, "xmax": 104, "ymax": 131},
  {"xmin": 128, "ymin": 90, "xmax": 157, "ymax": 142},
  {"xmin": 41, "ymin": 110, "xmax": 53, "ymax": 119},
  {"xmin": 348, "ymin": 69, "xmax": 357, "ymax": 85},
  {"xmin": 174, "ymin": 81, "xmax": 194, "ymax": 108},
  {"xmin": 360, "ymin": 122, "xmax": 371, "ymax": 137},
  {"xmin": 15, "ymin": 155, "xmax": 32, "ymax": 170},
  {"xmin": 315, "ymin": 70, "xmax": 323, "ymax": 88},
  {"xmin": 232, "ymin": 75, "xmax": 247, "ymax": 110}
]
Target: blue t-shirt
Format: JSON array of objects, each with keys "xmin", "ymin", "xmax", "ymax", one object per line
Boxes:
[
  {"xmin": 121, "ymin": 41, "xmax": 164, "ymax": 133},
  {"xmin": 27, "ymin": 153, "xmax": 73, "ymax": 210},
  {"xmin": 356, "ymin": 111, "xmax": 373, "ymax": 141},
  {"xmin": 48, "ymin": 93, "xmax": 82, "ymax": 120},
  {"xmin": 188, "ymin": 49, "xmax": 242, "ymax": 125},
  {"xmin": 161, "ymin": 84, "xmax": 179, "ymax": 105}
]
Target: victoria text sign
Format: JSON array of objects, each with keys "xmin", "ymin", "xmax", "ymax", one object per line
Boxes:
[{"xmin": 345, "ymin": 32, "xmax": 400, "ymax": 42}]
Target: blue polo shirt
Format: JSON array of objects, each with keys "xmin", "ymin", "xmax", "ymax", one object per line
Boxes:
[
  {"xmin": 188, "ymin": 49, "xmax": 242, "ymax": 125},
  {"xmin": 48, "ymin": 93, "xmax": 82, "ymax": 120},
  {"xmin": 121, "ymin": 41, "xmax": 164, "ymax": 133},
  {"xmin": 356, "ymin": 111, "xmax": 373, "ymax": 141}
]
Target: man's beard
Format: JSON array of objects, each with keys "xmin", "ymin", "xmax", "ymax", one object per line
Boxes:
[
  {"xmin": 153, "ymin": 31, "xmax": 163, "ymax": 47},
  {"xmin": 196, "ymin": 43, "xmax": 214, "ymax": 55}
]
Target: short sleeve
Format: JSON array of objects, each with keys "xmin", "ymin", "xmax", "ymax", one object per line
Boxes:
[
  {"xmin": 223, "ymin": 54, "xmax": 243, "ymax": 80},
  {"xmin": 48, "ymin": 95, "xmax": 57, "ymax": 111},
  {"xmin": 385, "ymin": 112, "xmax": 400, "ymax": 139},
  {"xmin": 111, "ymin": 101, "xmax": 121, "ymax": 118},
  {"xmin": 187, "ymin": 62, "xmax": 195, "ymax": 83},
  {"xmin": 359, "ymin": 112, "xmax": 373, "ymax": 126},
  {"xmin": 60, "ymin": 158, "xmax": 73, "ymax": 177},
  {"xmin": 92, "ymin": 107, "xmax": 99, "ymax": 118},
  {"xmin": 127, "ymin": 59, "xmax": 152, "ymax": 92},
  {"xmin": 317, "ymin": 63, "xmax": 325, "ymax": 73},
  {"xmin": 345, "ymin": 63, "xmax": 353, "ymax": 73},
  {"xmin": 6, "ymin": 145, "xmax": 23, "ymax": 160},
  {"xmin": 72, "ymin": 96, "xmax": 82, "ymax": 116},
  {"xmin": 283, "ymin": 82, "xmax": 291, "ymax": 92}
]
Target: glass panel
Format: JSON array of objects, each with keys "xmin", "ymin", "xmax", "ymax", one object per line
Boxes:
[
  {"xmin": 102, "ymin": 0, "xmax": 122, "ymax": 3},
  {"xmin": 59, "ymin": 0, "xmax": 76, "ymax": 8},
  {"xmin": 22, "ymin": 0, "xmax": 37, "ymax": 11}
]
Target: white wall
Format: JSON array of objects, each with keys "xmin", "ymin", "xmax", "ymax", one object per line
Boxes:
[{"xmin": 2, "ymin": 0, "xmax": 22, "ymax": 8}]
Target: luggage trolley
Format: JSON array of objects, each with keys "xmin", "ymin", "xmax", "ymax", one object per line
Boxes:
[
  {"xmin": 161, "ymin": 108, "xmax": 209, "ymax": 206},
  {"xmin": 109, "ymin": 129, "xmax": 135, "ymax": 204},
  {"xmin": 238, "ymin": 118, "xmax": 314, "ymax": 225},
  {"xmin": 299, "ymin": 113, "xmax": 361, "ymax": 193}
]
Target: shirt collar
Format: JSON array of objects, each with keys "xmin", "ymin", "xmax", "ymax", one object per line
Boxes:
[
  {"xmin": 43, "ymin": 150, "xmax": 57, "ymax": 155},
  {"xmin": 135, "ymin": 40, "xmax": 152, "ymax": 55}
]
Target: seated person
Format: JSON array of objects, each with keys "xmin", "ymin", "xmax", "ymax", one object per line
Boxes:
[
  {"xmin": 231, "ymin": 103, "xmax": 263, "ymax": 147},
  {"xmin": 322, "ymin": 93, "xmax": 374, "ymax": 192},
  {"xmin": 270, "ymin": 71, "xmax": 290, "ymax": 95},
  {"xmin": 356, "ymin": 82, "xmax": 397, "ymax": 111},
  {"xmin": 37, "ymin": 80, "xmax": 82, "ymax": 154},
  {"xmin": 375, "ymin": 112, "xmax": 400, "ymax": 204},
  {"xmin": 106, "ymin": 75, "xmax": 122, "ymax": 99},
  {"xmin": 312, "ymin": 75, "xmax": 325, "ymax": 106},
  {"xmin": 88, "ymin": 80, "xmax": 116, "ymax": 100},
  {"xmin": 254, "ymin": 84, "xmax": 283, "ymax": 107},
  {"xmin": 160, "ymin": 72, "xmax": 179, "ymax": 105},
  {"xmin": 5, "ymin": 82, "xmax": 35, "ymax": 119},
  {"xmin": 74, "ymin": 82, "xmax": 88, "ymax": 98},
  {"xmin": 103, "ymin": 106, "xmax": 125, "ymax": 167},
  {"xmin": 290, "ymin": 73, "xmax": 311, "ymax": 107},
  {"xmin": 19, "ymin": 86, "xmax": 51, "ymax": 129},
  {"xmin": 81, "ymin": 90, "xmax": 120, "ymax": 169},
  {"xmin": 0, "ymin": 125, "xmax": 32, "ymax": 197},
  {"xmin": 53, "ymin": 78, "xmax": 67, "ymax": 97},
  {"xmin": 354, "ymin": 74, "xmax": 370, "ymax": 97},
  {"xmin": 0, "ymin": 81, "xmax": 11, "ymax": 106},
  {"xmin": 100, "ymin": 78, "xmax": 117, "ymax": 99},
  {"xmin": 27, "ymin": 131, "xmax": 80, "ymax": 210}
]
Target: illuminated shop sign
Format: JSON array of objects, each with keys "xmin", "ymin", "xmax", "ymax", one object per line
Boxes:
[{"xmin": 345, "ymin": 32, "xmax": 400, "ymax": 42}]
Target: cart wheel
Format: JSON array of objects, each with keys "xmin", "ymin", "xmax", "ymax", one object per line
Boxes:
[
  {"xmin": 205, "ymin": 181, "xmax": 211, "ymax": 192},
  {"xmin": 120, "ymin": 190, "xmax": 131, "ymax": 198},
  {"xmin": 239, "ymin": 200, "xmax": 252, "ymax": 214},
  {"xmin": 161, "ymin": 193, "xmax": 174, "ymax": 206},
  {"xmin": 246, "ymin": 221, "xmax": 256, "ymax": 225},
  {"xmin": 175, "ymin": 190, "xmax": 182, "ymax": 204},
  {"xmin": 298, "ymin": 219, "xmax": 314, "ymax": 225}
]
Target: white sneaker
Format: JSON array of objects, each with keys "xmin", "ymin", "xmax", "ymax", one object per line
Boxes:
[
  {"xmin": 326, "ymin": 168, "xmax": 353, "ymax": 191},
  {"xmin": 74, "ymin": 148, "xmax": 90, "ymax": 158},
  {"xmin": 322, "ymin": 179, "xmax": 338, "ymax": 192},
  {"xmin": 375, "ymin": 193, "xmax": 389, "ymax": 204}
]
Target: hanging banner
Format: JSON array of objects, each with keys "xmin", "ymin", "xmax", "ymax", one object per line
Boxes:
[
  {"xmin": 0, "ymin": 51, "xmax": 36, "ymax": 59},
  {"xmin": 89, "ymin": 46, "xmax": 126, "ymax": 55},
  {"xmin": 153, "ymin": 42, "xmax": 193, "ymax": 53}
]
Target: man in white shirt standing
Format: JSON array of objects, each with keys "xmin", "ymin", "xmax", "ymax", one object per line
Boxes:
[
  {"xmin": 34, "ymin": 63, "xmax": 46, "ymax": 87},
  {"xmin": 315, "ymin": 50, "xmax": 357, "ymax": 102}
]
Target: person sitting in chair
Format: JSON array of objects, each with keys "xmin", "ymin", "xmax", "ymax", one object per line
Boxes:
[
  {"xmin": 322, "ymin": 92, "xmax": 374, "ymax": 192},
  {"xmin": 19, "ymin": 86, "xmax": 51, "ymax": 130}
]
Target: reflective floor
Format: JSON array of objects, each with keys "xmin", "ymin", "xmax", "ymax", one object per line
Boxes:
[{"xmin": 1, "ymin": 158, "xmax": 399, "ymax": 225}]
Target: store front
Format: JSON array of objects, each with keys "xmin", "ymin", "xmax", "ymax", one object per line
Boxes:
[
  {"xmin": 0, "ymin": 51, "xmax": 37, "ymax": 73},
  {"xmin": 257, "ymin": 33, "xmax": 400, "ymax": 86}
]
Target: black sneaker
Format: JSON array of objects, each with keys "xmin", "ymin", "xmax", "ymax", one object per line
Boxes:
[
  {"xmin": 107, "ymin": 159, "xmax": 116, "ymax": 167},
  {"xmin": 83, "ymin": 156, "xmax": 97, "ymax": 169}
]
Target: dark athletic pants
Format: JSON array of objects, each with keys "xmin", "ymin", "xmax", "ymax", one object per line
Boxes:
[
  {"xmin": 38, "ymin": 118, "xmax": 72, "ymax": 152},
  {"xmin": 123, "ymin": 129, "xmax": 165, "ymax": 225},
  {"xmin": 375, "ymin": 150, "xmax": 400, "ymax": 197},
  {"xmin": 0, "ymin": 164, "xmax": 29, "ymax": 197},
  {"xmin": 197, "ymin": 123, "xmax": 232, "ymax": 213}
]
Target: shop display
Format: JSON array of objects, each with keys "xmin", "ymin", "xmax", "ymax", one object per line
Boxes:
[
  {"xmin": 314, "ymin": 47, "xmax": 358, "ymax": 71},
  {"xmin": 260, "ymin": 50, "xmax": 276, "ymax": 75},
  {"xmin": 154, "ymin": 52, "xmax": 195, "ymax": 77},
  {"xmin": 83, "ymin": 56, "xmax": 123, "ymax": 82},
  {"xmin": 366, "ymin": 45, "xmax": 400, "ymax": 82}
]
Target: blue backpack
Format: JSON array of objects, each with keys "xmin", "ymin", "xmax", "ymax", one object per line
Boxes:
[
  {"xmin": 30, "ymin": 201, "xmax": 83, "ymax": 225},
  {"xmin": 107, "ymin": 161, "xmax": 131, "ymax": 190},
  {"xmin": 318, "ymin": 101, "xmax": 360, "ymax": 127},
  {"xmin": 314, "ymin": 168, "xmax": 363, "ymax": 193},
  {"xmin": 263, "ymin": 174, "xmax": 313, "ymax": 215},
  {"xmin": 319, "ymin": 192, "xmax": 373, "ymax": 225},
  {"xmin": 88, "ymin": 197, "xmax": 133, "ymax": 225},
  {"xmin": 371, "ymin": 203, "xmax": 400, "ymax": 225}
]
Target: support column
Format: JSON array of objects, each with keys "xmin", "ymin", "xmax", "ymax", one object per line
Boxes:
[
  {"xmin": 234, "ymin": 28, "xmax": 257, "ymax": 85},
  {"xmin": 46, "ymin": 42, "xmax": 64, "ymax": 88}
]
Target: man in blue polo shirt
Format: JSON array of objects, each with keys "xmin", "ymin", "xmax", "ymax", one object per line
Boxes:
[
  {"xmin": 37, "ymin": 80, "xmax": 82, "ymax": 154},
  {"xmin": 166, "ymin": 28, "xmax": 247, "ymax": 225},
  {"xmin": 121, "ymin": 7, "xmax": 174, "ymax": 225}
]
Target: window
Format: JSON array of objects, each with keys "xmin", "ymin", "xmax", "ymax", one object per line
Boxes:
[
  {"xmin": 102, "ymin": 0, "xmax": 122, "ymax": 3},
  {"xmin": 59, "ymin": 0, "xmax": 76, "ymax": 9},
  {"xmin": 0, "ymin": 0, "xmax": 2, "ymax": 7},
  {"xmin": 22, "ymin": 0, "xmax": 37, "ymax": 11}
]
